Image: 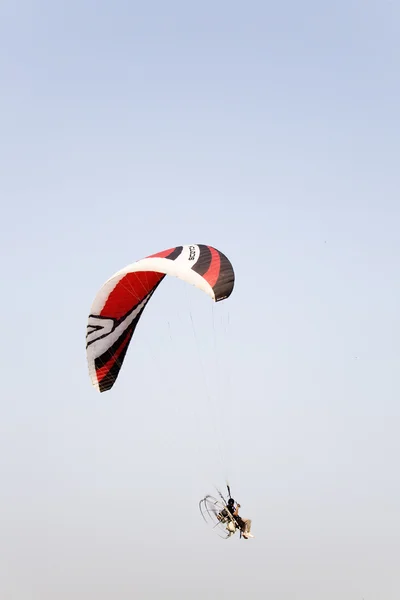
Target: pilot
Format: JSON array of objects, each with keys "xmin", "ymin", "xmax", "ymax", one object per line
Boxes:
[{"xmin": 226, "ymin": 497, "xmax": 253, "ymax": 539}]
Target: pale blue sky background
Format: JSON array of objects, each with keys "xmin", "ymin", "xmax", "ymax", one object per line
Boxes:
[{"xmin": 1, "ymin": 0, "xmax": 400, "ymax": 598}]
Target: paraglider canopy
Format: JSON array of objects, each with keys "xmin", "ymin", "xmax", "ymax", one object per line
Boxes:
[{"xmin": 86, "ymin": 244, "xmax": 235, "ymax": 392}]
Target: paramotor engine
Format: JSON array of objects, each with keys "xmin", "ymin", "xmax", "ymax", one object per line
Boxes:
[{"xmin": 199, "ymin": 494, "xmax": 240, "ymax": 539}]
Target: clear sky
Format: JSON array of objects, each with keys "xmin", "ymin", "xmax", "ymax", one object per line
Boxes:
[{"xmin": 1, "ymin": 0, "xmax": 400, "ymax": 598}]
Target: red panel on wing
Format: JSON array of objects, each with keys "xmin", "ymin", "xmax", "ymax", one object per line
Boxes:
[
  {"xmin": 148, "ymin": 247, "xmax": 177, "ymax": 259},
  {"xmin": 202, "ymin": 246, "xmax": 221, "ymax": 288},
  {"xmin": 101, "ymin": 271, "xmax": 164, "ymax": 319},
  {"xmin": 96, "ymin": 331, "xmax": 132, "ymax": 383}
]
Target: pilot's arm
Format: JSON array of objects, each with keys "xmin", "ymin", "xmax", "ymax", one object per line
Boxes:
[{"xmin": 233, "ymin": 503, "xmax": 240, "ymax": 516}]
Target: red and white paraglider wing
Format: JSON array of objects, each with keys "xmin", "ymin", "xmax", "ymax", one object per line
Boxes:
[{"xmin": 86, "ymin": 244, "xmax": 235, "ymax": 393}]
